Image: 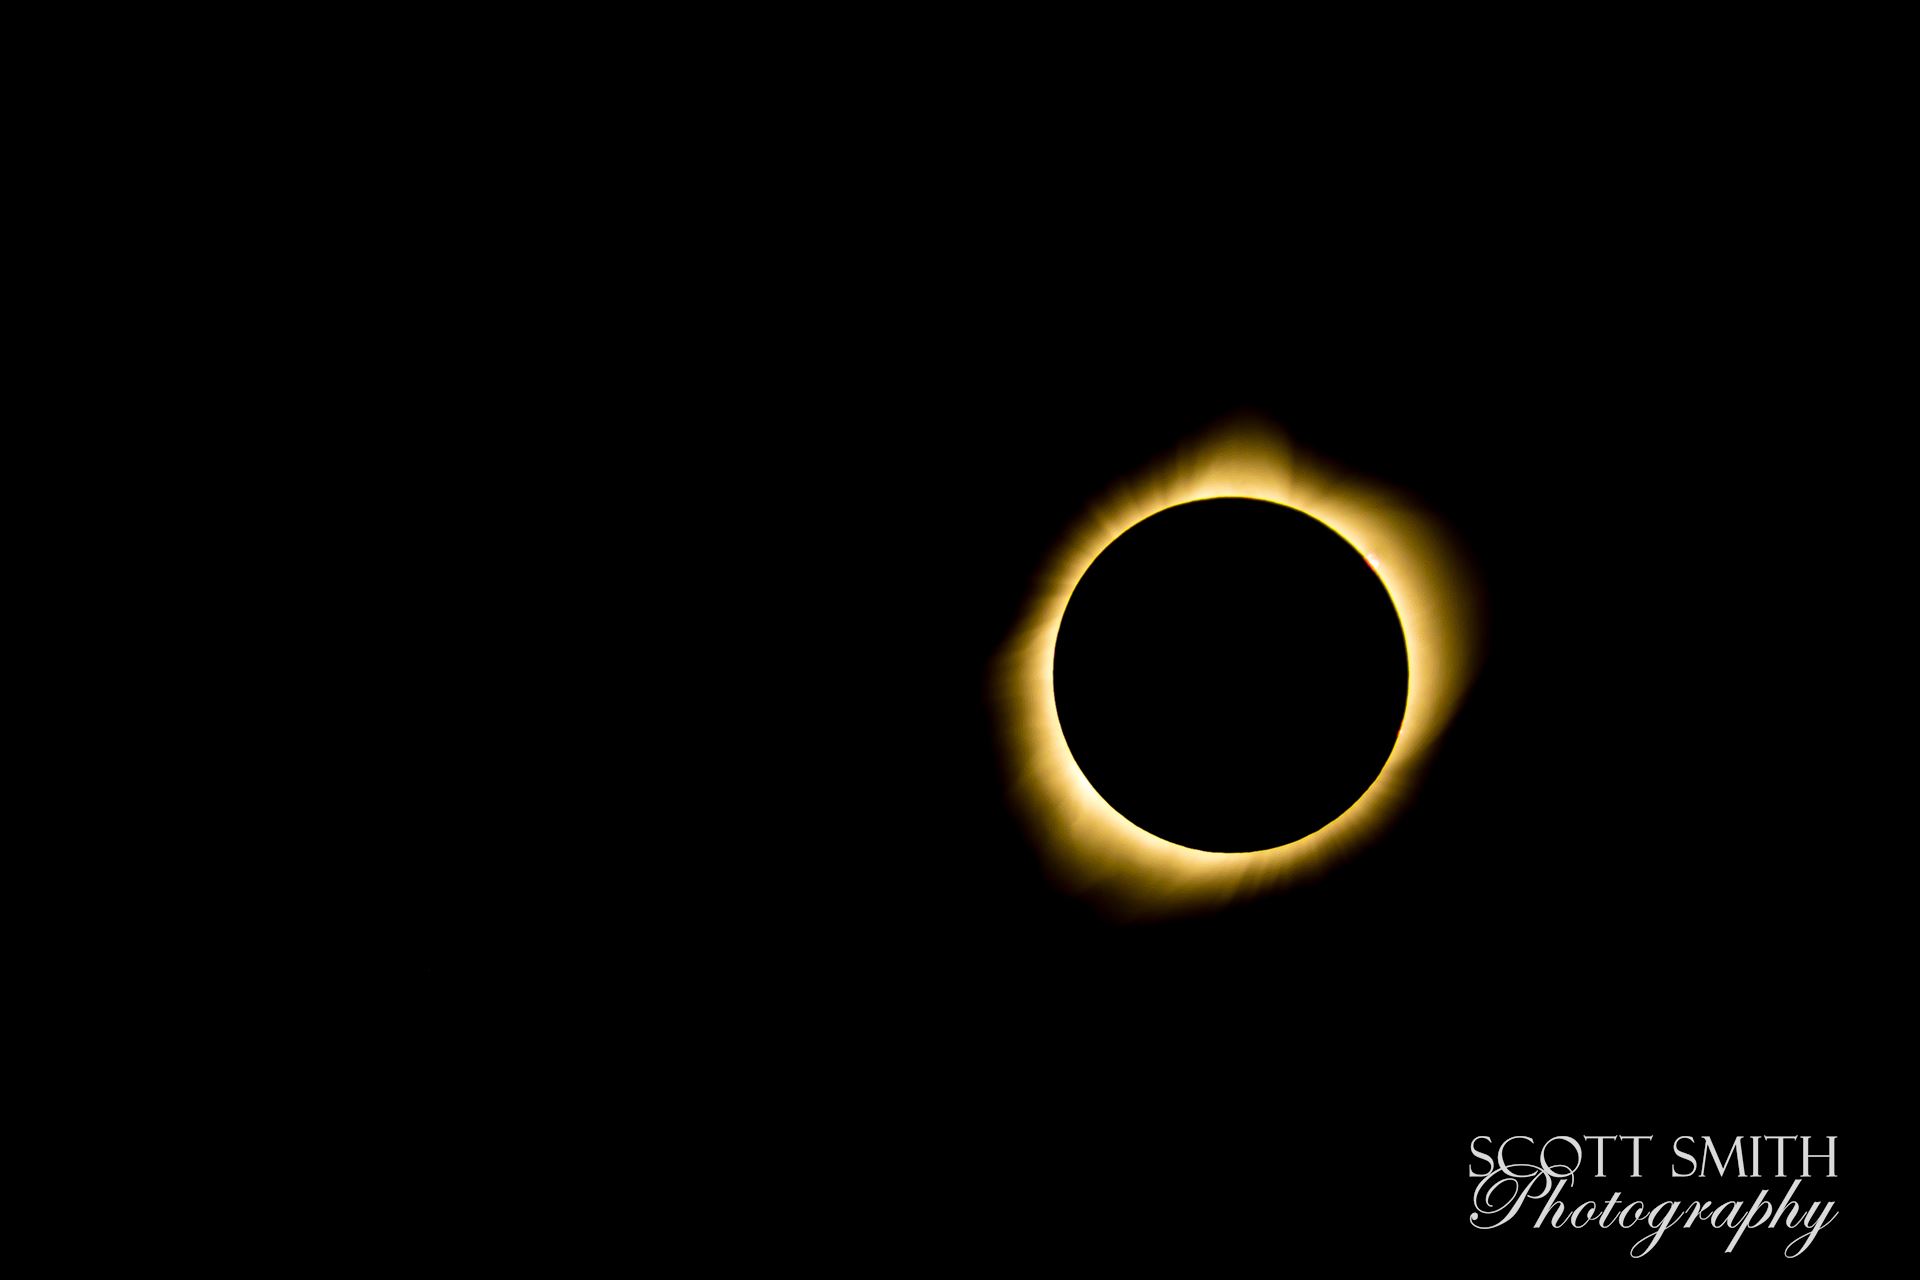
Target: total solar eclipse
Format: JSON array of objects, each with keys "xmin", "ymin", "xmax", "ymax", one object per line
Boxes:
[{"xmin": 1051, "ymin": 497, "xmax": 1409, "ymax": 853}]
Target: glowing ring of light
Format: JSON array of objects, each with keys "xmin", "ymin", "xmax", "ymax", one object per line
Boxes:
[{"xmin": 992, "ymin": 418, "xmax": 1483, "ymax": 920}]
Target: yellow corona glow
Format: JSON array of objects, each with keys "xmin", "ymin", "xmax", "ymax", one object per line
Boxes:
[{"xmin": 992, "ymin": 418, "xmax": 1484, "ymax": 920}]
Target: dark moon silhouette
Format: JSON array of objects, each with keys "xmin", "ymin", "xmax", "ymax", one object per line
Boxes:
[{"xmin": 1052, "ymin": 498, "xmax": 1408, "ymax": 852}]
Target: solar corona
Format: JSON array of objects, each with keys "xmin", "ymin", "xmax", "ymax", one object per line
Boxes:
[{"xmin": 992, "ymin": 419, "xmax": 1483, "ymax": 920}]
